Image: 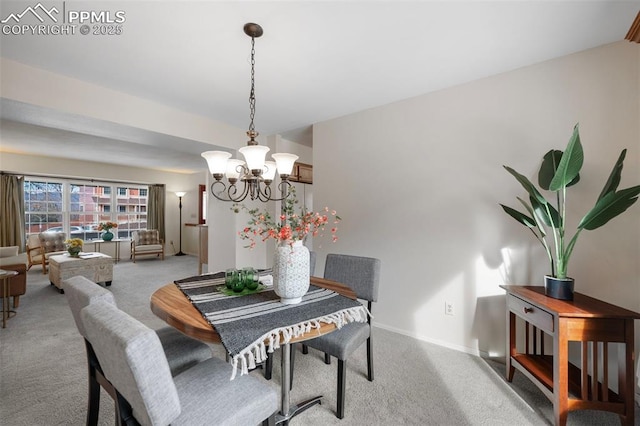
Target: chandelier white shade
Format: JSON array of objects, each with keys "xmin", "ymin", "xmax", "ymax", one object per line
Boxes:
[
  {"xmin": 238, "ymin": 145, "xmax": 271, "ymax": 172},
  {"xmin": 201, "ymin": 22, "xmax": 299, "ymax": 202},
  {"xmin": 262, "ymin": 161, "xmax": 278, "ymax": 181},
  {"xmin": 271, "ymin": 153, "xmax": 298, "ymax": 176},
  {"xmin": 226, "ymin": 159, "xmax": 246, "ymax": 180},
  {"xmin": 201, "ymin": 151, "xmax": 232, "ymax": 176}
]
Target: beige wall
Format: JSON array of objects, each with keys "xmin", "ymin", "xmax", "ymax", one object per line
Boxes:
[{"xmin": 313, "ymin": 41, "xmax": 640, "ymax": 361}]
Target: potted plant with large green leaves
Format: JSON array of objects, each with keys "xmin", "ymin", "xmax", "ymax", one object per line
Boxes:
[{"xmin": 500, "ymin": 123, "xmax": 640, "ymax": 300}]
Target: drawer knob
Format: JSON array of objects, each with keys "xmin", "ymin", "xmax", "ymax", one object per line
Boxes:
[{"xmin": 523, "ymin": 307, "xmax": 534, "ymax": 314}]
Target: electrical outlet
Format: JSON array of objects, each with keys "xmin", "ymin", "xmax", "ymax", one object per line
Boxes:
[{"xmin": 445, "ymin": 301, "xmax": 454, "ymax": 316}]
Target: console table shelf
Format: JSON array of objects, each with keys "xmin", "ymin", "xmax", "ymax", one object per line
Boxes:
[
  {"xmin": 500, "ymin": 285, "xmax": 639, "ymax": 426},
  {"xmin": 512, "ymin": 354, "xmax": 623, "ymax": 405}
]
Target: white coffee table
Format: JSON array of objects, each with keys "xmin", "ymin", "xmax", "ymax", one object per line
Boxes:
[{"xmin": 48, "ymin": 253, "xmax": 114, "ymax": 294}]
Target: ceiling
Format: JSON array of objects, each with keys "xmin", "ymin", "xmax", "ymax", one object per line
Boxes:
[{"xmin": 1, "ymin": 1, "xmax": 638, "ymax": 173}]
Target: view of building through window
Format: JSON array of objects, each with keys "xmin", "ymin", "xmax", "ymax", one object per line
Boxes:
[{"xmin": 24, "ymin": 178, "xmax": 149, "ymax": 240}]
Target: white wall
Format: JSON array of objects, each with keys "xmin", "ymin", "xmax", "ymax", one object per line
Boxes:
[{"xmin": 313, "ymin": 41, "xmax": 640, "ymax": 360}]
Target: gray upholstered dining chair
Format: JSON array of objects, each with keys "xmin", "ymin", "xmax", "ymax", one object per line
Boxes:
[
  {"xmin": 81, "ymin": 301, "xmax": 279, "ymax": 426},
  {"xmin": 309, "ymin": 250, "xmax": 317, "ymax": 276},
  {"xmin": 64, "ymin": 276, "xmax": 213, "ymax": 426},
  {"xmin": 301, "ymin": 253, "xmax": 381, "ymax": 419}
]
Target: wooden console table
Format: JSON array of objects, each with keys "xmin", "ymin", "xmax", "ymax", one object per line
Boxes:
[{"xmin": 500, "ymin": 285, "xmax": 639, "ymax": 426}]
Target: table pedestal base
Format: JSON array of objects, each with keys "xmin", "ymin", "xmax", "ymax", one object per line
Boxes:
[
  {"xmin": 275, "ymin": 395, "xmax": 322, "ymax": 425},
  {"xmin": 275, "ymin": 343, "xmax": 323, "ymax": 425}
]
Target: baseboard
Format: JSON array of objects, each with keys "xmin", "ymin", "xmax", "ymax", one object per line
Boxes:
[{"xmin": 372, "ymin": 322, "xmax": 489, "ymax": 358}]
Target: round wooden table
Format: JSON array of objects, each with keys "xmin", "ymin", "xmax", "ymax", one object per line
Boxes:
[
  {"xmin": 150, "ymin": 276, "xmax": 358, "ymax": 424},
  {"xmin": 150, "ymin": 276, "xmax": 357, "ymax": 344}
]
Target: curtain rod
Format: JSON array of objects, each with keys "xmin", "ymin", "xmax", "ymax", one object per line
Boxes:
[{"xmin": 0, "ymin": 171, "xmax": 163, "ymax": 187}]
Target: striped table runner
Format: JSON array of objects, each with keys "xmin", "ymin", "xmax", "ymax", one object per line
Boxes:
[{"xmin": 175, "ymin": 272, "xmax": 369, "ymax": 379}]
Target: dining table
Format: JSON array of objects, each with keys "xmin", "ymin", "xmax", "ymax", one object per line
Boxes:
[{"xmin": 150, "ymin": 275, "xmax": 359, "ymax": 424}]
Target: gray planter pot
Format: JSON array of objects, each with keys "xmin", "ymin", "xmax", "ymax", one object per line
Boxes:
[{"xmin": 544, "ymin": 275, "xmax": 575, "ymax": 300}]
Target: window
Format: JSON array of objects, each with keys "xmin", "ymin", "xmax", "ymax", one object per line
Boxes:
[
  {"xmin": 69, "ymin": 183, "xmax": 111, "ymax": 239},
  {"xmin": 116, "ymin": 186, "xmax": 148, "ymax": 236},
  {"xmin": 24, "ymin": 180, "xmax": 63, "ymax": 235},
  {"xmin": 24, "ymin": 178, "xmax": 149, "ymax": 240}
]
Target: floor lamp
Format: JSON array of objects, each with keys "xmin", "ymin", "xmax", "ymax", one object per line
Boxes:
[{"xmin": 175, "ymin": 191, "xmax": 186, "ymax": 256}]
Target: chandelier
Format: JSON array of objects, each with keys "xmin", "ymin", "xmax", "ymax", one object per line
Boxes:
[{"xmin": 201, "ymin": 23, "xmax": 298, "ymax": 202}]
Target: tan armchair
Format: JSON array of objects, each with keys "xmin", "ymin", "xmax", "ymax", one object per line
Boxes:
[
  {"xmin": 130, "ymin": 230, "xmax": 165, "ymax": 263},
  {"xmin": 27, "ymin": 233, "xmax": 67, "ymax": 274},
  {"xmin": 26, "ymin": 234, "xmax": 42, "ymax": 271},
  {"xmin": 0, "ymin": 246, "xmax": 28, "ymax": 308}
]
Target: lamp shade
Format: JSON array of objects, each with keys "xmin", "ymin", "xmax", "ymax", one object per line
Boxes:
[
  {"xmin": 262, "ymin": 161, "xmax": 277, "ymax": 181},
  {"xmin": 239, "ymin": 145, "xmax": 270, "ymax": 171},
  {"xmin": 175, "ymin": 191, "xmax": 186, "ymax": 198},
  {"xmin": 226, "ymin": 159, "xmax": 246, "ymax": 180},
  {"xmin": 272, "ymin": 153, "xmax": 299, "ymax": 176},
  {"xmin": 201, "ymin": 151, "xmax": 232, "ymax": 174}
]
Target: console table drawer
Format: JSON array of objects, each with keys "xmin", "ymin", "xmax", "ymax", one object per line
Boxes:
[{"xmin": 507, "ymin": 294, "xmax": 554, "ymax": 334}]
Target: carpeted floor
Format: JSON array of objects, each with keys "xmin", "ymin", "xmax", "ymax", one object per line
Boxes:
[{"xmin": 1, "ymin": 255, "xmax": 637, "ymax": 425}]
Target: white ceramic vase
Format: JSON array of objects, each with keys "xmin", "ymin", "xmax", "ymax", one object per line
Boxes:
[{"xmin": 272, "ymin": 240, "xmax": 310, "ymax": 304}]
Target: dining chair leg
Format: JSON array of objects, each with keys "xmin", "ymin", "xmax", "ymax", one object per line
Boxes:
[
  {"xmin": 367, "ymin": 336, "xmax": 374, "ymax": 381},
  {"xmin": 86, "ymin": 363, "xmax": 100, "ymax": 426},
  {"xmin": 290, "ymin": 344, "xmax": 296, "ymax": 390},
  {"xmin": 263, "ymin": 347, "xmax": 296, "ymax": 386},
  {"xmin": 264, "ymin": 352, "xmax": 273, "ymax": 380},
  {"xmin": 302, "ymin": 344, "xmax": 308, "ymax": 354},
  {"xmin": 262, "ymin": 413, "xmax": 276, "ymax": 426},
  {"xmin": 84, "ymin": 341, "xmax": 100, "ymax": 426},
  {"xmin": 324, "ymin": 353, "xmax": 331, "ymax": 365},
  {"xmin": 114, "ymin": 390, "xmax": 136, "ymax": 426},
  {"xmin": 337, "ymin": 359, "xmax": 346, "ymax": 419}
]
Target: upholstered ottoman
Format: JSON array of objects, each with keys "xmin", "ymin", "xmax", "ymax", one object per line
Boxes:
[{"xmin": 49, "ymin": 253, "xmax": 114, "ymax": 293}]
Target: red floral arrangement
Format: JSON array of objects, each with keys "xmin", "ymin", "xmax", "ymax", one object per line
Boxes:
[{"xmin": 232, "ymin": 190, "xmax": 340, "ymax": 249}]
